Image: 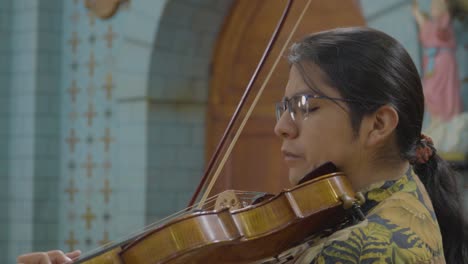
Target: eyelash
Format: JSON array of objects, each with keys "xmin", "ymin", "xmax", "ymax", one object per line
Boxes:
[{"xmin": 303, "ymin": 106, "xmax": 319, "ymax": 113}]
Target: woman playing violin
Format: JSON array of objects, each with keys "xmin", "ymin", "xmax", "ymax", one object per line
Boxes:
[
  {"xmin": 17, "ymin": 27, "xmax": 467, "ymax": 264},
  {"xmin": 268, "ymin": 27, "xmax": 467, "ymax": 264}
]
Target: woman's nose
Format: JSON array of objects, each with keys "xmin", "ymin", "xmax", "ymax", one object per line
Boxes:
[{"xmin": 274, "ymin": 113, "xmax": 298, "ymax": 139}]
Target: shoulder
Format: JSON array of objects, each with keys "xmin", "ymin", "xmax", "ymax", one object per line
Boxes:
[
  {"xmin": 304, "ymin": 217, "xmax": 440, "ymax": 263},
  {"xmin": 299, "ymin": 193, "xmax": 444, "ymax": 263},
  {"xmin": 369, "ymin": 175, "xmax": 442, "ymax": 249}
]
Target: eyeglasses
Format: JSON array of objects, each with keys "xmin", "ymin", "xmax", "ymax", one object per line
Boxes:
[{"xmin": 275, "ymin": 94, "xmax": 358, "ymax": 122}]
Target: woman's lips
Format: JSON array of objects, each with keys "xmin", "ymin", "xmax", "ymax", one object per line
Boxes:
[{"xmin": 281, "ymin": 150, "xmax": 303, "ymax": 164}]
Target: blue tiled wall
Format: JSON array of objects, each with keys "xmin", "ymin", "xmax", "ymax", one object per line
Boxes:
[
  {"xmin": 58, "ymin": 0, "xmax": 126, "ymax": 253},
  {"xmin": 145, "ymin": 0, "xmax": 233, "ymax": 223},
  {"xmin": 0, "ymin": 0, "xmax": 11, "ymax": 260},
  {"xmin": 8, "ymin": 0, "xmax": 40, "ymax": 260},
  {"xmin": 4, "ymin": 0, "xmax": 63, "ymax": 262},
  {"xmin": 33, "ymin": 0, "xmax": 63, "ymax": 253}
]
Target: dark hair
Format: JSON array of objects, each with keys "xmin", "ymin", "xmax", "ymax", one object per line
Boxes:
[{"xmin": 288, "ymin": 27, "xmax": 467, "ymax": 263}]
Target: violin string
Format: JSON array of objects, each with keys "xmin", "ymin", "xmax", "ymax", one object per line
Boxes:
[
  {"xmin": 77, "ymin": 193, "xmax": 224, "ymax": 259},
  {"xmin": 76, "ymin": 191, "xmax": 268, "ymax": 259},
  {"xmin": 197, "ymin": 0, "xmax": 313, "ymax": 209},
  {"xmin": 200, "ymin": 191, "xmax": 268, "ymax": 210},
  {"xmin": 133, "ymin": 191, "xmax": 267, "ymax": 234},
  {"xmin": 194, "ymin": 191, "xmax": 266, "ymax": 210},
  {"xmin": 141, "ymin": 194, "xmax": 221, "ymax": 228},
  {"xmin": 114, "ymin": 191, "xmax": 263, "ymax": 243}
]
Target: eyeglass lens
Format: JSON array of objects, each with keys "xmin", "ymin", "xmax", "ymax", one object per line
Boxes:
[{"xmin": 275, "ymin": 95, "xmax": 312, "ymax": 122}]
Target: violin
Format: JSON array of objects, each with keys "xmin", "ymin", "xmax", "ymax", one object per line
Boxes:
[
  {"xmin": 71, "ymin": 0, "xmax": 366, "ymax": 263},
  {"xmin": 73, "ymin": 163, "xmax": 365, "ymax": 264}
]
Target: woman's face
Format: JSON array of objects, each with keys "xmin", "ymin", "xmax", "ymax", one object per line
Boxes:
[{"xmin": 274, "ymin": 65, "xmax": 364, "ymax": 185}]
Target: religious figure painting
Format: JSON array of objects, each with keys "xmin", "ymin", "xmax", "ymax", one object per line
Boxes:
[{"xmin": 412, "ymin": 0, "xmax": 468, "ymax": 156}]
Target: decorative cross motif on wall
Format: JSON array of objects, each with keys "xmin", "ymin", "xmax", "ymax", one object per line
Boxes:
[
  {"xmin": 102, "ymin": 73, "xmax": 114, "ymax": 100},
  {"xmin": 87, "ymin": 52, "xmax": 97, "ymax": 77},
  {"xmin": 100, "ymin": 179, "xmax": 112, "ymax": 204},
  {"xmin": 65, "ymin": 231, "xmax": 79, "ymax": 251},
  {"xmin": 81, "ymin": 206, "xmax": 96, "ymax": 230},
  {"xmin": 65, "ymin": 178, "xmax": 79, "ymax": 202},
  {"xmin": 68, "ymin": 80, "xmax": 80, "ymax": 103},
  {"xmin": 66, "ymin": 129, "xmax": 80, "ymax": 153},
  {"xmin": 84, "ymin": 103, "xmax": 97, "ymax": 126},
  {"xmin": 104, "ymin": 25, "xmax": 117, "ymax": 48},
  {"xmin": 82, "ymin": 154, "xmax": 97, "ymax": 177},
  {"xmin": 100, "ymin": 128, "xmax": 114, "ymax": 152},
  {"xmin": 98, "ymin": 231, "xmax": 111, "ymax": 246},
  {"xmin": 68, "ymin": 32, "xmax": 80, "ymax": 54}
]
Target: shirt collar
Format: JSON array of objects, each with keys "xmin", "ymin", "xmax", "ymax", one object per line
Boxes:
[{"xmin": 358, "ymin": 169, "xmax": 413, "ymax": 215}]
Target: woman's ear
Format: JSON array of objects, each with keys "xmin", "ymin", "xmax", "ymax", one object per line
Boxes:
[{"xmin": 362, "ymin": 105, "xmax": 399, "ymax": 147}]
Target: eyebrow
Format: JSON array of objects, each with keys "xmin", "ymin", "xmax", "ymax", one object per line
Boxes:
[{"xmin": 282, "ymin": 91, "xmax": 317, "ymax": 100}]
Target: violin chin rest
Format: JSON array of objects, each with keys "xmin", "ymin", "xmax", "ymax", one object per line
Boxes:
[{"xmin": 297, "ymin": 162, "xmax": 338, "ymax": 184}]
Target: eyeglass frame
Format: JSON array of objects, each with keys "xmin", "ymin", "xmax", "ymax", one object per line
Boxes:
[{"xmin": 275, "ymin": 93, "xmax": 363, "ymax": 122}]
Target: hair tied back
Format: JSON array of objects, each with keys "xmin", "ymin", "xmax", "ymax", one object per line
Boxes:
[{"xmin": 411, "ymin": 133, "xmax": 436, "ymax": 165}]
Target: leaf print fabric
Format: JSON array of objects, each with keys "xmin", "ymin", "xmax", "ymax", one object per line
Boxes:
[{"xmin": 293, "ymin": 170, "xmax": 445, "ymax": 264}]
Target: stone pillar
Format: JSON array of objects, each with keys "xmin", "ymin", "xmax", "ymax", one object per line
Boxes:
[{"xmin": 7, "ymin": 0, "xmax": 62, "ymax": 262}]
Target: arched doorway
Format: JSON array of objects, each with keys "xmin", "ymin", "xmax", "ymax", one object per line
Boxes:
[{"xmin": 145, "ymin": 0, "xmax": 234, "ymax": 222}]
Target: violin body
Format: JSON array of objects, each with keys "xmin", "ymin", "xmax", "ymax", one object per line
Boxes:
[{"xmin": 77, "ymin": 172, "xmax": 361, "ymax": 264}]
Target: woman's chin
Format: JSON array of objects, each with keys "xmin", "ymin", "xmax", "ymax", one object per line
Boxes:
[{"xmin": 288, "ymin": 169, "xmax": 304, "ymax": 185}]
